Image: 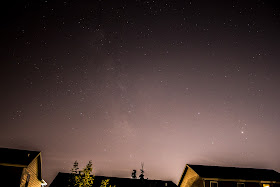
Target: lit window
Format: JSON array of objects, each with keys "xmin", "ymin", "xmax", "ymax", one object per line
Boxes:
[
  {"xmin": 263, "ymin": 184, "xmax": 270, "ymax": 187},
  {"xmin": 210, "ymin": 181, "xmax": 218, "ymax": 187},
  {"xmin": 237, "ymin": 183, "xmax": 245, "ymax": 187}
]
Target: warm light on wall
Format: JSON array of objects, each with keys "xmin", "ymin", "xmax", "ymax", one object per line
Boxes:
[
  {"xmin": 41, "ymin": 179, "xmax": 47, "ymax": 186},
  {"xmin": 263, "ymin": 184, "xmax": 270, "ymax": 187}
]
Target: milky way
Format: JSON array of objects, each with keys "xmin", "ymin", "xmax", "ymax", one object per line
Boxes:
[{"xmin": 1, "ymin": 0, "xmax": 280, "ymax": 184}]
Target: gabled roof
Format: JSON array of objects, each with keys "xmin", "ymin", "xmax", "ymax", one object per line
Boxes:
[
  {"xmin": 50, "ymin": 172, "xmax": 177, "ymax": 187},
  {"xmin": 185, "ymin": 164, "xmax": 280, "ymax": 182},
  {"xmin": 0, "ymin": 147, "xmax": 41, "ymax": 167}
]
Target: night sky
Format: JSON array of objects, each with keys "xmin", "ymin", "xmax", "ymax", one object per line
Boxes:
[{"xmin": 1, "ymin": 0, "xmax": 280, "ymax": 185}]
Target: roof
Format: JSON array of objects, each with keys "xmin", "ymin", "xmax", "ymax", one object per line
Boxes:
[
  {"xmin": 50, "ymin": 172, "xmax": 177, "ymax": 187},
  {"xmin": 179, "ymin": 164, "xmax": 280, "ymax": 185},
  {"xmin": 0, "ymin": 147, "xmax": 41, "ymax": 167}
]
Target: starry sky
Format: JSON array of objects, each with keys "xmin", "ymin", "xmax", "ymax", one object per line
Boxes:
[{"xmin": 1, "ymin": 0, "xmax": 280, "ymax": 185}]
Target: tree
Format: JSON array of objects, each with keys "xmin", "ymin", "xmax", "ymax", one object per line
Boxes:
[
  {"xmin": 70, "ymin": 160, "xmax": 94, "ymax": 187},
  {"xmin": 71, "ymin": 161, "xmax": 79, "ymax": 174},
  {"xmin": 100, "ymin": 179, "xmax": 116, "ymax": 187},
  {"xmin": 131, "ymin": 170, "xmax": 137, "ymax": 179},
  {"xmin": 100, "ymin": 179, "xmax": 110, "ymax": 187},
  {"xmin": 139, "ymin": 162, "xmax": 144, "ymax": 180}
]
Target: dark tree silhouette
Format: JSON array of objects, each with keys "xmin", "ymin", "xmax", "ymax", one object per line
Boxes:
[
  {"xmin": 71, "ymin": 161, "xmax": 79, "ymax": 174},
  {"xmin": 131, "ymin": 170, "xmax": 137, "ymax": 179},
  {"xmin": 139, "ymin": 162, "xmax": 144, "ymax": 180}
]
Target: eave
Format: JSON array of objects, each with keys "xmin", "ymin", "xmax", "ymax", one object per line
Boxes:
[
  {"xmin": 202, "ymin": 177, "xmax": 280, "ymax": 184},
  {"xmin": 0, "ymin": 163, "xmax": 28, "ymax": 167}
]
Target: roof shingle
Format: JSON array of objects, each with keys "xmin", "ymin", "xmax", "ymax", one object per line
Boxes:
[{"xmin": 0, "ymin": 147, "xmax": 40, "ymax": 166}]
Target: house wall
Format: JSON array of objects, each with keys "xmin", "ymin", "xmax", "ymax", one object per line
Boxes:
[
  {"xmin": 179, "ymin": 167, "xmax": 204, "ymax": 187},
  {"xmin": 24, "ymin": 156, "xmax": 42, "ymax": 187},
  {"xmin": 246, "ymin": 182, "xmax": 261, "ymax": 187},
  {"xmin": 204, "ymin": 180, "xmax": 210, "ymax": 187}
]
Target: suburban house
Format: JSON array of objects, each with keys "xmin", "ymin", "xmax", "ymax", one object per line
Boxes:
[
  {"xmin": 50, "ymin": 172, "xmax": 178, "ymax": 187},
  {"xmin": 0, "ymin": 147, "xmax": 47, "ymax": 187},
  {"xmin": 178, "ymin": 164, "xmax": 280, "ymax": 187}
]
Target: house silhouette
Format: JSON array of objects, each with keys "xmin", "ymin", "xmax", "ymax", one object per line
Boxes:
[
  {"xmin": 0, "ymin": 147, "xmax": 47, "ymax": 187},
  {"xmin": 178, "ymin": 164, "xmax": 280, "ymax": 187}
]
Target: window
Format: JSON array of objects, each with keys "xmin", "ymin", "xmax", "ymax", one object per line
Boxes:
[
  {"xmin": 263, "ymin": 184, "xmax": 270, "ymax": 187},
  {"xmin": 210, "ymin": 181, "xmax": 218, "ymax": 187},
  {"xmin": 25, "ymin": 174, "xmax": 30, "ymax": 187},
  {"xmin": 20, "ymin": 170, "xmax": 30, "ymax": 187},
  {"xmin": 237, "ymin": 183, "xmax": 245, "ymax": 187}
]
